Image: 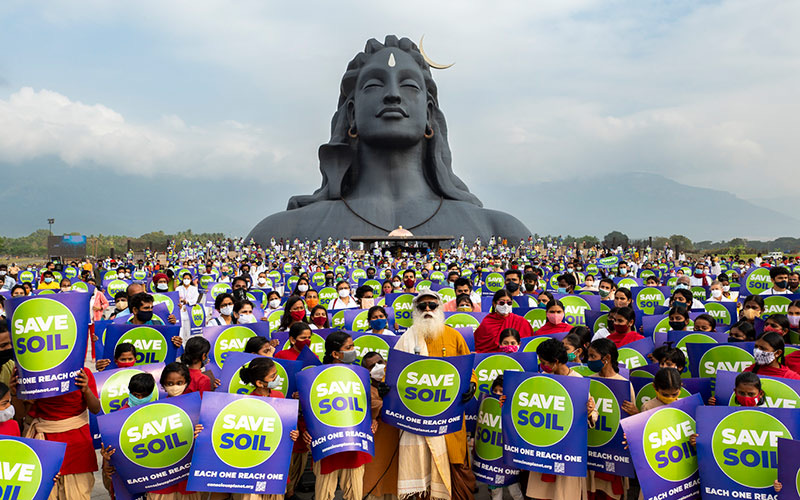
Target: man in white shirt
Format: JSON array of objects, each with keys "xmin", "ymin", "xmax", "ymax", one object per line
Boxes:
[
  {"xmin": 505, "ymin": 269, "xmax": 537, "ymax": 307},
  {"xmin": 177, "ymin": 272, "xmax": 200, "ymax": 340},
  {"xmin": 760, "ymin": 267, "xmax": 792, "ymax": 295}
]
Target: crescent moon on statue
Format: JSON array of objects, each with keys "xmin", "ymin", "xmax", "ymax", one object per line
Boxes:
[{"xmin": 419, "ymin": 35, "xmax": 454, "ymax": 70}]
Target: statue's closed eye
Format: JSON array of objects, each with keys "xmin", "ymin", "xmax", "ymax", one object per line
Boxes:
[{"xmin": 362, "ymin": 79, "xmax": 383, "ymax": 90}]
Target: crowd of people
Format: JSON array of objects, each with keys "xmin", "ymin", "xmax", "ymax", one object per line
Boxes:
[{"xmin": 1, "ymin": 235, "xmax": 799, "ymax": 500}]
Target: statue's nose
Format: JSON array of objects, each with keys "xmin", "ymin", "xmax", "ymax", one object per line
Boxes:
[{"xmin": 383, "ymin": 81, "xmax": 401, "ymax": 104}]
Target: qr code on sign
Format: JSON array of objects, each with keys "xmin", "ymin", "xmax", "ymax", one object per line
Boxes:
[
  {"xmin": 554, "ymin": 462, "xmax": 565, "ymax": 474},
  {"xmin": 255, "ymin": 481, "xmax": 266, "ymax": 493},
  {"xmin": 361, "ymin": 440, "xmax": 369, "ymax": 450},
  {"xmin": 438, "ymin": 425, "xmax": 448, "ymax": 434},
  {"xmin": 605, "ymin": 461, "xmax": 615, "ymax": 473},
  {"xmin": 61, "ymin": 381, "xmax": 70, "ymax": 392}
]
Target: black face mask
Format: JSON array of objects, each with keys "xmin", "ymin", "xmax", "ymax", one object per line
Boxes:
[
  {"xmin": 669, "ymin": 320, "xmax": 686, "ymax": 331},
  {"xmin": 136, "ymin": 310, "xmax": 154, "ymax": 323},
  {"xmin": 727, "ymin": 336, "xmax": 742, "ymax": 343},
  {"xmin": 505, "ymin": 282, "xmax": 520, "ymax": 293},
  {"xmin": 232, "ymin": 288, "xmax": 248, "ymax": 302},
  {"xmin": 0, "ymin": 349, "xmax": 12, "ymax": 366}
]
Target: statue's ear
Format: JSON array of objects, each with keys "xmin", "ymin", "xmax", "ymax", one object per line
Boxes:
[{"xmin": 427, "ymin": 100, "xmax": 435, "ymax": 127}]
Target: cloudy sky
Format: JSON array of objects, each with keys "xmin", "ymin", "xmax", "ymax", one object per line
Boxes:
[{"xmin": 1, "ymin": 0, "xmax": 798, "ymax": 239}]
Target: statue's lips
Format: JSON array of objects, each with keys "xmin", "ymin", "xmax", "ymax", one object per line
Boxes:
[{"xmin": 377, "ymin": 107, "xmax": 408, "ymax": 118}]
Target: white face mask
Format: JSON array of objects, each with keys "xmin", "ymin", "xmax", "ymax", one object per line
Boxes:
[
  {"xmin": 370, "ymin": 363, "xmax": 386, "ymax": 381},
  {"xmin": 392, "ymin": 281, "xmax": 401, "ymax": 288},
  {"xmin": 711, "ymin": 289, "xmax": 722, "ymax": 299},
  {"xmin": 723, "ymin": 285, "xmax": 731, "ymax": 292},
  {"xmin": 338, "ymin": 289, "xmax": 350, "ymax": 298},
  {"xmin": 257, "ymin": 277, "xmax": 267, "ymax": 286},
  {"xmin": 297, "ymin": 284, "xmax": 309, "ymax": 293},
  {"xmin": 495, "ymin": 303, "xmax": 513, "ymax": 315},
  {"xmin": 220, "ymin": 305, "xmax": 234, "ymax": 316},
  {"xmin": 753, "ymin": 348, "xmax": 775, "ymax": 365},
  {"xmin": 789, "ymin": 315, "xmax": 800, "ymax": 328},
  {"xmin": 164, "ymin": 384, "xmax": 186, "ymax": 397},
  {"xmin": 268, "ymin": 299, "xmax": 281, "ymax": 309},
  {"xmin": 238, "ymin": 313, "xmax": 256, "ymax": 324},
  {"xmin": 0, "ymin": 405, "xmax": 15, "ymax": 422},
  {"xmin": 183, "ymin": 278, "xmax": 191, "ymax": 286}
]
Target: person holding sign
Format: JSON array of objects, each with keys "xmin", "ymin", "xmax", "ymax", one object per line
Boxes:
[
  {"xmin": 207, "ymin": 292, "xmax": 236, "ymax": 326},
  {"xmin": 367, "ymin": 306, "xmax": 394, "ymax": 335},
  {"xmin": 743, "ymin": 331, "xmax": 800, "ymax": 379},
  {"xmin": 535, "ymin": 300, "xmax": 572, "ymax": 336},
  {"xmin": 360, "ymin": 352, "xmax": 399, "ymax": 500},
  {"xmin": 0, "ymin": 382, "xmax": 19, "ymax": 436},
  {"xmin": 181, "ymin": 336, "xmax": 215, "ymax": 394},
  {"xmin": 394, "ymin": 291, "xmax": 477, "ymax": 500},
  {"xmin": 474, "ymin": 289, "xmax": 532, "ymax": 353},
  {"xmin": 605, "ymin": 307, "xmax": 643, "ymax": 348},
  {"xmin": 25, "ymin": 368, "xmax": 100, "ymax": 500},
  {"xmin": 527, "ymin": 339, "xmax": 597, "ymax": 499}
]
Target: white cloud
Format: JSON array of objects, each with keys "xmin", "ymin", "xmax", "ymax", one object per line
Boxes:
[{"xmin": 0, "ymin": 87, "xmax": 294, "ymax": 180}]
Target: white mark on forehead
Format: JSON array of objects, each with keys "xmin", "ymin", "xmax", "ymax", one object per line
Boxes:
[{"xmin": 388, "ymin": 53, "xmax": 396, "ymax": 67}]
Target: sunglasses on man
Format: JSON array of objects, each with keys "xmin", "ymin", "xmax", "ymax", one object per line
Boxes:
[{"xmin": 416, "ymin": 301, "xmax": 439, "ymax": 312}]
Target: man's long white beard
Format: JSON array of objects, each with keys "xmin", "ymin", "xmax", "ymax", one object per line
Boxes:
[{"xmin": 412, "ymin": 307, "xmax": 446, "ymax": 341}]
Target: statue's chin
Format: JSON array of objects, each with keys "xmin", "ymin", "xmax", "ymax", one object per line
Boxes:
[{"xmin": 359, "ymin": 132, "xmax": 423, "ymax": 149}]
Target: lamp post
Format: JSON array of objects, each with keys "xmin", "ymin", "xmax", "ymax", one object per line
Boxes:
[{"xmin": 47, "ymin": 218, "xmax": 55, "ymax": 235}]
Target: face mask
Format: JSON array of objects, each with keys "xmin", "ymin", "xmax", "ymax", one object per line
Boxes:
[
  {"xmin": 788, "ymin": 315, "xmax": 800, "ymax": 328},
  {"xmin": 457, "ymin": 305, "xmax": 472, "ymax": 312},
  {"xmin": 239, "ymin": 313, "xmax": 256, "ymax": 324},
  {"xmin": 370, "ymin": 318, "xmax": 387, "ymax": 331},
  {"xmin": 742, "ymin": 308, "xmax": 759, "ymax": 320},
  {"xmin": 613, "ymin": 323, "xmax": 630, "ymax": 334},
  {"xmin": 775, "ymin": 280, "xmax": 788, "ymax": 289},
  {"xmin": 403, "ymin": 278, "xmax": 416, "ymax": 288},
  {"xmin": 498, "ymin": 344, "xmax": 519, "ymax": 353},
  {"xmin": 656, "ymin": 393, "xmax": 680, "ymax": 405},
  {"xmin": 183, "ymin": 278, "xmax": 192, "ymax": 286},
  {"xmin": 312, "ymin": 316, "xmax": 327, "ymax": 327},
  {"xmin": 556, "ymin": 287, "xmax": 567, "ymax": 294},
  {"xmin": 525, "ymin": 282, "xmax": 538, "ymax": 292},
  {"xmin": 297, "ymin": 284, "xmax": 309, "ymax": 293},
  {"xmin": 668, "ymin": 320, "xmax": 686, "ymax": 331},
  {"xmin": 694, "ymin": 271, "xmax": 705, "ymax": 278},
  {"xmin": 116, "ymin": 301, "xmax": 128, "ymax": 311},
  {"xmin": 753, "ymin": 347, "xmax": 776, "ymax": 365},
  {"xmin": 566, "ymin": 352, "xmax": 577, "ymax": 362},
  {"xmin": 505, "ymin": 282, "xmax": 520, "ymax": 293},
  {"xmin": 587, "ymin": 359, "xmax": 604, "ymax": 373},
  {"xmin": 370, "ymin": 363, "xmax": 386, "ymax": 381},
  {"xmin": 156, "ymin": 283, "xmax": 169, "ymax": 292},
  {"xmin": 540, "ymin": 363, "xmax": 553, "ymax": 373},
  {"xmin": 495, "ymin": 303, "xmax": 513, "ymax": 315},
  {"xmin": 711, "ymin": 289, "xmax": 722, "ymax": 299},
  {"xmin": 117, "ymin": 360, "xmax": 136, "ymax": 368},
  {"xmin": 266, "ymin": 380, "xmax": 281, "ymax": 390},
  {"xmin": 338, "ymin": 289, "xmax": 350, "ymax": 298},
  {"xmin": 392, "ymin": 280, "xmax": 401, "ymax": 288},
  {"xmin": 136, "ymin": 310, "xmax": 153, "ymax": 323},
  {"xmin": 220, "ymin": 305, "xmax": 234, "ymax": 316},
  {"xmin": 735, "ymin": 394, "xmax": 760, "ymax": 407},
  {"xmin": 257, "ymin": 278, "xmax": 267, "ymax": 286},
  {"xmin": 763, "ymin": 326, "xmax": 783, "ymax": 336},
  {"xmin": 598, "ymin": 288, "xmax": 610, "ymax": 298},
  {"xmin": 546, "ymin": 312, "xmax": 564, "ymax": 325},
  {"xmin": 295, "ymin": 338, "xmax": 312, "ymax": 350},
  {"xmin": 0, "ymin": 406, "xmax": 15, "ymax": 423},
  {"xmin": 306, "ymin": 298, "xmax": 319, "ymax": 309},
  {"xmin": 44, "ymin": 277, "xmax": 53, "ymax": 283},
  {"xmin": 339, "ymin": 349, "xmax": 356, "ymax": 363},
  {"xmin": 0, "ymin": 271, "xmax": 6, "ymax": 276},
  {"xmin": 290, "ymin": 310, "xmax": 306, "ymax": 321},
  {"xmin": 618, "ymin": 269, "xmax": 628, "ymax": 276},
  {"xmin": 232, "ymin": 288, "xmax": 247, "ymax": 302},
  {"xmin": 128, "ymin": 393, "xmax": 153, "ymax": 408},
  {"xmin": 674, "ymin": 283, "xmax": 689, "ymax": 290},
  {"xmin": 165, "ymin": 384, "xmax": 186, "ymax": 397},
  {"xmin": 269, "ymin": 299, "xmax": 281, "ymax": 309},
  {"xmin": 723, "ymin": 285, "xmax": 731, "ymax": 292}
]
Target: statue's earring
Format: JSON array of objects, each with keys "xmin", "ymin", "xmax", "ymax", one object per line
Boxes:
[
  {"xmin": 348, "ymin": 126, "xmax": 358, "ymax": 139},
  {"xmin": 424, "ymin": 125, "xmax": 434, "ymax": 139}
]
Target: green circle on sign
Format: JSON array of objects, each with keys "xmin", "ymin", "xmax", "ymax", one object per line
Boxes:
[
  {"xmin": 107, "ymin": 279, "xmax": 129, "ymax": 297},
  {"xmin": 0, "ymin": 440, "xmax": 43, "ymax": 499},
  {"xmin": 214, "ymin": 327, "xmax": 257, "ymax": 367},
  {"xmin": 353, "ymin": 335, "xmax": 391, "ymax": 364},
  {"xmin": 703, "ymin": 302, "xmax": 732, "ymax": 326},
  {"xmin": 636, "ymin": 287, "xmax": 665, "ymax": 315},
  {"xmin": 331, "ymin": 311, "xmax": 346, "ymax": 329},
  {"xmin": 70, "ymin": 281, "xmax": 88, "ymax": 292},
  {"xmin": 11, "ymin": 298, "xmax": 78, "ymax": 372},
  {"xmin": 475, "ymin": 397, "xmax": 503, "ymax": 461},
  {"xmin": 711, "ymin": 410, "xmax": 790, "ymax": 488},
  {"xmin": 510, "ymin": 376, "xmax": 573, "ymax": 447},
  {"xmin": 698, "ymin": 346, "xmax": 754, "ymax": 378},
  {"xmin": 588, "ymin": 380, "xmax": 620, "ymax": 447},
  {"xmin": 560, "ymin": 295, "xmax": 590, "ymax": 327},
  {"xmin": 282, "ymin": 332, "xmax": 325, "ymax": 359},
  {"xmin": 118, "ymin": 327, "xmax": 169, "ymax": 366},
  {"xmin": 152, "ymin": 293, "xmax": 175, "ymax": 314},
  {"xmin": 100, "ymin": 369, "xmax": 159, "ymax": 414},
  {"xmin": 642, "ymin": 408, "xmax": 696, "ymax": 481},
  {"xmin": 318, "ymin": 287, "xmax": 337, "ymax": 308},
  {"xmin": 764, "ymin": 295, "xmax": 792, "ymax": 316},
  {"xmin": 745, "ymin": 268, "xmax": 773, "ymax": 295},
  {"xmin": 523, "ymin": 335, "xmax": 551, "ymax": 353},
  {"xmin": 618, "ymin": 347, "xmax": 647, "ymax": 369},
  {"xmin": 351, "ymin": 310, "xmax": 371, "ymax": 332},
  {"xmin": 616, "ymin": 278, "xmax": 638, "ymax": 289},
  {"xmin": 484, "ymin": 273, "xmax": 505, "ymax": 293},
  {"xmin": 474, "ymin": 356, "xmax": 524, "ymax": 399},
  {"xmin": 398, "ymin": 359, "xmax": 461, "ymax": 417},
  {"xmin": 524, "ymin": 309, "xmax": 547, "ymax": 333},
  {"xmin": 209, "ymin": 283, "xmax": 231, "ymax": 300},
  {"xmin": 444, "ymin": 313, "xmax": 480, "ymax": 330},
  {"xmin": 392, "ymin": 294, "xmax": 415, "ymax": 329},
  {"xmin": 191, "ymin": 305, "xmax": 205, "ymax": 327},
  {"xmin": 309, "ymin": 366, "xmax": 368, "ymax": 427},
  {"xmin": 211, "ymin": 397, "xmax": 283, "ymax": 468},
  {"xmin": 119, "ymin": 403, "xmax": 194, "ymax": 468}
]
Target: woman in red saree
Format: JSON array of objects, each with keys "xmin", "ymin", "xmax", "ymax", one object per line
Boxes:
[{"xmin": 475, "ymin": 289, "xmax": 533, "ymax": 352}]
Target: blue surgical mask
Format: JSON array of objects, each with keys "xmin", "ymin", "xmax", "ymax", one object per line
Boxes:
[
  {"xmin": 674, "ymin": 283, "xmax": 689, "ymax": 290},
  {"xmin": 557, "ymin": 287, "xmax": 567, "ymax": 294},
  {"xmin": 370, "ymin": 318, "xmax": 388, "ymax": 331},
  {"xmin": 587, "ymin": 359, "xmax": 605, "ymax": 373},
  {"xmin": 128, "ymin": 393, "xmax": 153, "ymax": 408}
]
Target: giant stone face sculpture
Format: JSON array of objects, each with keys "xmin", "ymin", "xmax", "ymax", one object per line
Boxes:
[{"xmin": 247, "ymin": 35, "xmax": 531, "ymax": 244}]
